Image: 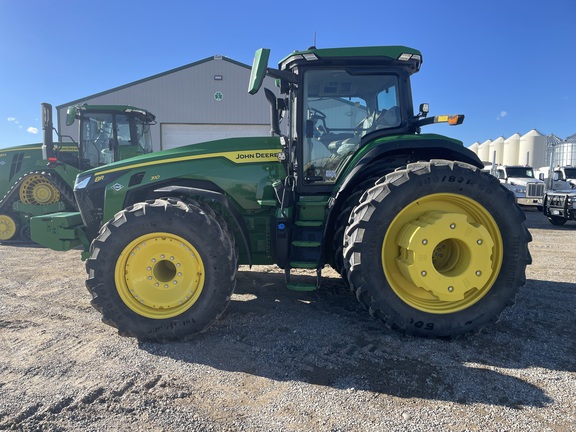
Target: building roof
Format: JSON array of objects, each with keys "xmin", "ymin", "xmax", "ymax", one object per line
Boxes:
[{"xmin": 57, "ymin": 55, "xmax": 251, "ymax": 110}]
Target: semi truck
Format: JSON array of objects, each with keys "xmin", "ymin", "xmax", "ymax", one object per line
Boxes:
[
  {"xmin": 31, "ymin": 45, "xmax": 531, "ymax": 341},
  {"xmin": 536, "ymin": 165, "xmax": 576, "ymax": 190},
  {"xmin": 0, "ymin": 103, "xmax": 155, "ymax": 241},
  {"xmin": 491, "ymin": 165, "xmax": 546, "ymax": 210}
]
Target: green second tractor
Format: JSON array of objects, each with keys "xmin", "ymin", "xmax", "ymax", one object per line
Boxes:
[
  {"xmin": 31, "ymin": 45, "xmax": 531, "ymax": 341},
  {"xmin": 0, "ymin": 103, "xmax": 155, "ymax": 241}
]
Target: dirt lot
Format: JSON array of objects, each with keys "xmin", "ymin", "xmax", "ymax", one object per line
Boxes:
[{"xmin": 0, "ymin": 209, "xmax": 574, "ymax": 431}]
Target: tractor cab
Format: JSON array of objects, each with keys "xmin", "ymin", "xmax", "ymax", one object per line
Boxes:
[
  {"xmin": 250, "ymin": 46, "xmax": 425, "ymax": 193},
  {"xmin": 250, "ymin": 47, "xmax": 465, "ymax": 195},
  {"xmin": 42, "ymin": 103, "xmax": 156, "ymax": 170}
]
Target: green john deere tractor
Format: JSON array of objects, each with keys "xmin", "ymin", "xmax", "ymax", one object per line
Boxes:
[
  {"xmin": 31, "ymin": 46, "xmax": 531, "ymax": 341},
  {"xmin": 0, "ymin": 103, "xmax": 155, "ymax": 241}
]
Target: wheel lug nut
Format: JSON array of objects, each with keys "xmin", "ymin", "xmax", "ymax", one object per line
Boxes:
[
  {"xmin": 450, "ymin": 223, "xmax": 456, "ymax": 229},
  {"xmin": 421, "ymin": 270, "xmax": 427, "ymax": 277},
  {"xmin": 475, "ymin": 270, "xmax": 481, "ymax": 276},
  {"xmin": 448, "ymin": 286, "xmax": 454, "ymax": 292},
  {"xmin": 422, "ymin": 239, "xmax": 428, "ymax": 245},
  {"xmin": 477, "ymin": 239, "xmax": 483, "ymax": 245}
]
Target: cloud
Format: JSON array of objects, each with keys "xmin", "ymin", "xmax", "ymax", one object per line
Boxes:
[
  {"xmin": 7, "ymin": 117, "xmax": 17, "ymax": 123},
  {"xmin": 27, "ymin": 127, "xmax": 38, "ymax": 134},
  {"xmin": 496, "ymin": 111, "xmax": 508, "ymax": 121}
]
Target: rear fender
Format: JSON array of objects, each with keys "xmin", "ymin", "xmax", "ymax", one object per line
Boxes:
[
  {"xmin": 339, "ymin": 136, "xmax": 482, "ymax": 195},
  {"xmin": 325, "ymin": 138, "xmax": 483, "ymax": 250}
]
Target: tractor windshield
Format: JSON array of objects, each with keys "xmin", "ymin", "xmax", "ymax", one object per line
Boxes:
[
  {"xmin": 80, "ymin": 113, "xmax": 153, "ymax": 168},
  {"xmin": 301, "ymin": 68, "xmax": 400, "ymax": 184}
]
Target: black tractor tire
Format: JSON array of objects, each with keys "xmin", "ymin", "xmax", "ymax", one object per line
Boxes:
[
  {"xmin": 547, "ymin": 216, "xmax": 567, "ymax": 226},
  {"xmin": 331, "ymin": 176, "xmax": 383, "ymax": 278},
  {"xmin": 19, "ymin": 224, "xmax": 31, "ymax": 241},
  {"xmin": 86, "ymin": 198, "xmax": 237, "ymax": 342},
  {"xmin": 343, "ymin": 159, "xmax": 532, "ymax": 338}
]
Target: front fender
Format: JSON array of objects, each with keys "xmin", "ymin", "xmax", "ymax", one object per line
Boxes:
[{"xmin": 152, "ymin": 185, "xmax": 253, "ymax": 266}]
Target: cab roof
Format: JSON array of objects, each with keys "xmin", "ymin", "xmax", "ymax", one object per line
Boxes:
[{"xmin": 279, "ymin": 46, "xmax": 423, "ymax": 74}]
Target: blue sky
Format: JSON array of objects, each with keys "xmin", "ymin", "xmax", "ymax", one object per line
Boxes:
[{"xmin": 0, "ymin": 1, "xmax": 574, "ymax": 149}]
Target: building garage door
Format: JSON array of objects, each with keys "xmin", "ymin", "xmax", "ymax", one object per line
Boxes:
[{"xmin": 161, "ymin": 124, "xmax": 271, "ymax": 150}]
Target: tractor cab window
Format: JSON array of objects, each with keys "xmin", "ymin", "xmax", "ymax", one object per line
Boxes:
[
  {"xmin": 80, "ymin": 113, "xmax": 116, "ymax": 167},
  {"xmin": 301, "ymin": 69, "xmax": 400, "ymax": 184},
  {"xmin": 131, "ymin": 116, "xmax": 153, "ymax": 156},
  {"xmin": 80, "ymin": 113, "xmax": 153, "ymax": 168},
  {"xmin": 115, "ymin": 114, "xmax": 153, "ymax": 160}
]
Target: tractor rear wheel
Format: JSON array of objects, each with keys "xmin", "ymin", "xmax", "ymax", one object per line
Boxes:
[
  {"xmin": 343, "ymin": 160, "xmax": 531, "ymax": 338},
  {"xmin": 86, "ymin": 198, "xmax": 237, "ymax": 342}
]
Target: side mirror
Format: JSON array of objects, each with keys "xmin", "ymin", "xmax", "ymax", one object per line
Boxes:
[
  {"xmin": 248, "ymin": 48, "xmax": 271, "ymax": 95},
  {"xmin": 66, "ymin": 105, "xmax": 78, "ymax": 126},
  {"xmin": 418, "ymin": 103, "xmax": 429, "ymax": 118}
]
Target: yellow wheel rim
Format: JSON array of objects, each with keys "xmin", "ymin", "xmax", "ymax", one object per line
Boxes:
[
  {"xmin": 115, "ymin": 232, "xmax": 205, "ymax": 319},
  {"xmin": 19, "ymin": 175, "xmax": 60, "ymax": 205},
  {"xmin": 0, "ymin": 214, "xmax": 17, "ymax": 240},
  {"xmin": 382, "ymin": 193, "xmax": 503, "ymax": 314}
]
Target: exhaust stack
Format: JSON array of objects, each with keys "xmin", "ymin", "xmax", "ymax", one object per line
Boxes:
[{"xmin": 41, "ymin": 102, "xmax": 55, "ymax": 160}]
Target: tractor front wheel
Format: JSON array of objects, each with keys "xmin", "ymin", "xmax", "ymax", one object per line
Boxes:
[
  {"xmin": 343, "ymin": 160, "xmax": 531, "ymax": 338},
  {"xmin": 86, "ymin": 198, "xmax": 237, "ymax": 342}
]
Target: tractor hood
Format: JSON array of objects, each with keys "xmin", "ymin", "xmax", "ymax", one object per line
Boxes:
[
  {"xmin": 0, "ymin": 142, "xmax": 43, "ymax": 152},
  {"xmin": 74, "ymin": 136, "xmax": 283, "ymax": 190}
]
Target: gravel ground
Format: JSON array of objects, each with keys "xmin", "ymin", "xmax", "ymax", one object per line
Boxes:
[{"xmin": 0, "ymin": 209, "xmax": 574, "ymax": 431}]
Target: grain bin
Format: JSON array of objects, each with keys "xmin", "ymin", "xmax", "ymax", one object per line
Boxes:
[
  {"xmin": 519, "ymin": 129, "xmax": 546, "ymax": 167},
  {"xmin": 503, "ymin": 133, "xmax": 520, "ymax": 165},
  {"xmin": 490, "ymin": 136, "xmax": 505, "ymax": 165},
  {"xmin": 477, "ymin": 139, "xmax": 492, "ymax": 163}
]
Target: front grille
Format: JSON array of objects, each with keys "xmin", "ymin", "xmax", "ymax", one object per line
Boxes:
[
  {"xmin": 549, "ymin": 195, "xmax": 566, "ymax": 207},
  {"xmin": 74, "ymin": 188, "xmax": 104, "ymax": 240},
  {"xmin": 527, "ymin": 183, "xmax": 544, "ymax": 198}
]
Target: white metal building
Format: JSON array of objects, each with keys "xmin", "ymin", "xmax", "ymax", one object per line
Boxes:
[{"xmin": 55, "ymin": 55, "xmax": 280, "ymax": 151}]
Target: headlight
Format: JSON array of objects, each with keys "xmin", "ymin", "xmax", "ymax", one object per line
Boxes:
[{"xmin": 75, "ymin": 175, "xmax": 91, "ymax": 190}]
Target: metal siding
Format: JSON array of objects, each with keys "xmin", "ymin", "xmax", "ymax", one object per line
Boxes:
[
  {"xmin": 56, "ymin": 57, "xmax": 279, "ymax": 152},
  {"xmin": 161, "ymin": 124, "xmax": 272, "ymax": 150}
]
